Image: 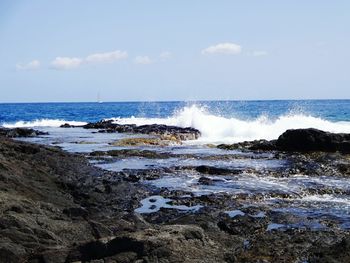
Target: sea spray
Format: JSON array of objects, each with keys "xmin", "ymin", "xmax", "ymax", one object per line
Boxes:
[
  {"xmin": 111, "ymin": 105, "xmax": 350, "ymax": 143},
  {"xmin": 2, "ymin": 104, "xmax": 350, "ymax": 144}
]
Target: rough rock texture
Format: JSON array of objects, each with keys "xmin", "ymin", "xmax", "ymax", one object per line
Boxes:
[
  {"xmin": 276, "ymin": 128, "xmax": 350, "ymax": 153},
  {"xmin": 109, "ymin": 136, "xmax": 181, "ymax": 147},
  {"xmin": 62, "ymin": 120, "xmax": 201, "ymax": 141},
  {"xmin": 0, "ymin": 127, "xmax": 48, "ymax": 138},
  {"xmin": 1, "ymin": 128, "xmax": 350, "ymax": 262},
  {"xmin": 0, "ymin": 137, "xmax": 140, "ymax": 262},
  {"xmin": 218, "ymin": 128, "xmax": 350, "ymax": 153},
  {"xmin": 0, "ymin": 135, "xmax": 227, "ymax": 262}
]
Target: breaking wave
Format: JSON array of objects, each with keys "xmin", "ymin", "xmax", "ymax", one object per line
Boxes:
[
  {"xmin": 2, "ymin": 105, "xmax": 350, "ymax": 144},
  {"xmin": 111, "ymin": 105, "xmax": 350, "ymax": 143}
]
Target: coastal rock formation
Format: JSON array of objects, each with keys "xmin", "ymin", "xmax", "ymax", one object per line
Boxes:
[
  {"xmin": 109, "ymin": 136, "xmax": 182, "ymax": 147},
  {"xmin": 61, "ymin": 120, "xmax": 201, "ymax": 141},
  {"xmin": 218, "ymin": 128, "xmax": 350, "ymax": 153},
  {"xmin": 0, "ymin": 136, "xmax": 229, "ymax": 262},
  {"xmin": 276, "ymin": 128, "xmax": 350, "ymax": 153},
  {"xmin": 0, "ymin": 127, "xmax": 48, "ymax": 138},
  {"xmin": 1, "ymin": 127, "xmax": 350, "ymax": 262}
]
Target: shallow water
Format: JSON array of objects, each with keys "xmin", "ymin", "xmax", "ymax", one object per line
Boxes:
[{"xmin": 17, "ymin": 126, "xmax": 350, "ymax": 230}]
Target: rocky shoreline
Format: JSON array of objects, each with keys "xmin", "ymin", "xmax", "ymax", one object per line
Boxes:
[{"xmin": 0, "ymin": 124, "xmax": 350, "ymax": 262}]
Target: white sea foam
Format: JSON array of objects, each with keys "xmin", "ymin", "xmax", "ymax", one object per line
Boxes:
[
  {"xmin": 2, "ymin": 119, "xmax": 87, "ymax": 128},
  {"xmin": 3, "ymin": 105, "xmax": 350, "ymax": 144},
  {"xmin": 110, "ymin": 105, "xmax": 350, "ymax": 144}
]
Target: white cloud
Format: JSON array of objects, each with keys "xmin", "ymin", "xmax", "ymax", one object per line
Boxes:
[
  {"xmin": 159, "ymin": 51, "xmax": 172, "ymax": 60},
  {"xmin": 202, "ymin": 42, "xmax": 242, "ymax": 55},
  {"xmin": 16, "ymin": 60, "xmax": 40, "ymax": 70},
  {"xmin": 134, "ymin": 56, "xmax": 153, "ymax": 65},
  {"xmin": 250, "ymin": 50, "xmax": 268, "ymax": 57},
  {"xmin": 50, "ymin": 50, "xmax": 128, "ymax": 70},
  {"xmin": 50, "ymin": 57, "xmax": 83, "ymax": 70},
  {"xmin": 85, "ymin": 50, "xmax": 128, "ymax": 63}
]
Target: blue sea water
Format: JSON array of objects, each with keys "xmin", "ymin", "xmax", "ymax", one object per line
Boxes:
[
  {"xmin": 1, "ymin": 100, "xmax": 350, "ymax": 143},
  {"xmin": 0, "ymin": 100, "xmax": 349, "ymax": 123}
]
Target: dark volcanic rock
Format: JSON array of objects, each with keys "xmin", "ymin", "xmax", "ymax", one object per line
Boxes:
[
  {"xmin": 80, "ymin": 120, "xmax": 201, "ymax": 140},
  {"xmin": 60, "ymin": 123, "xmax": 81, "ymax": 128},
  {"xmin": 276, "ymin": 128, "xmax": 350, "ymax": 153},
  {"xmin": 218, "ymin": 139, "xmax": 277, "ymax": 151},
  {"xmin": 0, "ymin": 127, "xmax": 48, "ymax": 138},
  {"xmin": 195, "ymin": 165, "xmax": 241, "ymax": 175},
  {"xmin": 310, "ymin": 236, "xmax": 350, "ymax": 263},
  {"xmin": 218, "ymin": 129, "xmax": 350, "ymax": 153},
  {"xmin": 0, "ymin": 138, "xmax": 142, "ymax": 262}
]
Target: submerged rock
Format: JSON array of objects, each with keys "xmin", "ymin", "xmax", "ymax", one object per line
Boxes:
[{"xmin": 90, "ymin": 149, "xmax": 173, "ymax": 159}]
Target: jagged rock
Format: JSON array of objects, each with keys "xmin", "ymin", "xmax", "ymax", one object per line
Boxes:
[
  {"xmin": 109, "ymin": 136, "xmax": 181, "ymax": 147},
  {"xmin": 218, "ymin": 129, "xmax": 350, "ymax": 153},
  {"xmin": 66, "ymin": 119, "xmax": 201, "ymax": 141},
  {"xmin": 218, "ymin": 139, "xmax": 277, "ymax": 151}
]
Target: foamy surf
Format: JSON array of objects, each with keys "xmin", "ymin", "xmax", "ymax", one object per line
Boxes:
[
  {"xmin": 2, "ymin": 119, "xmax": 87, "ymax": 128},
  {"xmin": 2, "ymin": 105, "xmax": 350, "ymax": 144},
  {"xmin": 111, "ymin": 105, "xmax": 350, "ymax": 144}
]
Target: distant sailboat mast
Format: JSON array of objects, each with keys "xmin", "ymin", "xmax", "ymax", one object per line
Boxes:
[{"xmin": 97, "ymin": 90, "xmax": 103, "ymax": 103}]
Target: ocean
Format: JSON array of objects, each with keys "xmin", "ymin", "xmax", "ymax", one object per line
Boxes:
[{"xmin": 1, "ymin": 100, "xmax": 350, "ymax": 144}]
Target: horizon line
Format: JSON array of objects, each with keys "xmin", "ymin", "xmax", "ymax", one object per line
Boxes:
[{"xmin": 1, "ymin": 98, "xmax": 350, "ymax": 104}]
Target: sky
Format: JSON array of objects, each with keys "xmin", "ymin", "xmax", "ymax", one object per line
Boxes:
[{"xmin": 0, "ymin": 0, "xmax": 349, "ymax": 102}]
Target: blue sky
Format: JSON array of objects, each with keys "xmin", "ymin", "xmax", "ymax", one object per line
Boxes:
[{"xmin": 0, "ymin": 1, "xmax": 349, "ymax": 102}]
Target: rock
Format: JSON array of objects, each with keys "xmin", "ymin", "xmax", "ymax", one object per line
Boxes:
[
  {"xmin": 83, "ymin": 119, "xmax": 117, "ymax": 129},
  {"xmin": 0, "ymin": 137, "xmax": 140, "ymax": 261},
  {"xmin": 0, "ymin": 128, "xmax": 48, "ymax": 138},
  {"xmin": 195, "ymin": 165, "xmax": 241, "ymax": 175},
  {"xmin": 60, "ymin": 123, "xmax": 74, "ymax": 128},
  {"xmin": 276, "ymin": 128, "xmax": 350, "ymax": 153},
  {"xmin": 109, "ymin": 136, "xmax": 181, "ymax": 147},
  {"xmin": 80, "ymin": 120, "xmax": 201, "ymax": 141},
  {"xmin": 310, "ymin": 237, "xmax": 350, "ymax": 263},
  {"xmin": 66, "ymin": 225, "xmax": 219, "ymax": 262},
  {"xmin": 218, "ymin": 129, "xmax": 350, "ymax": 153},
  {"xmin": 63, "ymin": 207, "xmax": 88, "ymax": 218},
  {"xmin": 218, "ymin": 140, "xmax": 277, "ymax": 151}
]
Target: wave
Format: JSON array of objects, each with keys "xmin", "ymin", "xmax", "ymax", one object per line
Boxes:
[
  {"xmin": 111, "ymin": 105, "xmax": 350, "ymax": 144},
  {"xmin": 2, "ymin": 105, "xmax": 350, "ymax": 144},
  {"xmin": 2, "ymin": 119, "xmax": 87, "ymax": 128}
]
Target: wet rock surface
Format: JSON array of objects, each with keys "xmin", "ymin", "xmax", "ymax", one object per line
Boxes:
[
  {"xmin": 1, "ymin": 127, "xmax": 350, "ymax": 262},
  {"xmin": 62, "ymin": 119, "xmax": 201, "ymax": 141},
  {"xmin": 276, "ymin": 128, "xmax": 350, "ymax": 153},
  {"xmin": 218, "ymin": 128, "xmax": 350, "ymax": 153},
  {"xmin": 0, "ymin": 127, "xmax": 48, "ymax": 138}
]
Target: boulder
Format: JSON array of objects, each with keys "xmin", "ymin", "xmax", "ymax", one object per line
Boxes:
[{"xmin": 276, "ymin": 128, "xmax": 350, "ymax": 153}]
